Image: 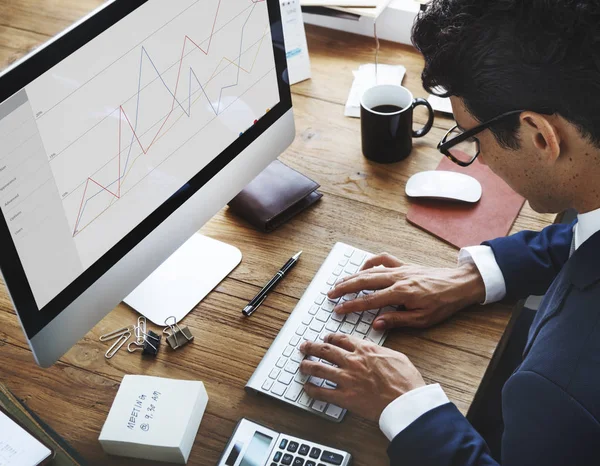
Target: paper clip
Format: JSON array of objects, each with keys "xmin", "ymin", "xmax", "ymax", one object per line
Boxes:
[
  {"xmin": 127, "ymin": 330, "xmax": 161, "ymax": 356},
  {"xmin": 163, "ymin": 316, "xmax": 194, "ymax": 350},
  {"xmin": 135, "ymin": 316, "xmax": 147, "ymax": 345},
  {"xmin": 100, "ymin": 325, "xmax": 134, "ymax": 342},
  {"xmin": 105, "ymin": 332, "xmax": 131, "ymax": 359}
]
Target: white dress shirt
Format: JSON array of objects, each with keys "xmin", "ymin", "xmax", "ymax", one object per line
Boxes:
[{"xmin": 379, "ymin": 207, "xmax": 600, "ymax": 442}]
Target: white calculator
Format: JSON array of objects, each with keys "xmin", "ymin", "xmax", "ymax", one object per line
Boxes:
[{"xmin": 217, "ymin": 418, "xmax": 352, "ymax": 466}]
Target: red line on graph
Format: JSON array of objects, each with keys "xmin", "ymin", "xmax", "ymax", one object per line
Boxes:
[{"xmin": 73, "ymin": 0, "xmax": 265, "ymax": 235}]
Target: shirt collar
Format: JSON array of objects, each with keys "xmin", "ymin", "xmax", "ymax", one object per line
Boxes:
[{"xmin": 575, "ymin": 206, "xmax": 600, "ymax": 250}]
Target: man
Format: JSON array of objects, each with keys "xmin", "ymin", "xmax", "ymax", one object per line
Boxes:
[{"xmin": 298, "ymin": 1, "xmax": 600, "ymax": 464}]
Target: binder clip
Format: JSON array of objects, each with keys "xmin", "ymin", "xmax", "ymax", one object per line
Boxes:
[
  {"xmin": 127, "ymin": 330, "xmax": 161, "ymax": 357},
  {"xmin": 163, "ymin": 316, "xmax": 194, "ymax": 350}
]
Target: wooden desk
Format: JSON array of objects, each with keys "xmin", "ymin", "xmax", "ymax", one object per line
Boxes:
[{"xmin": 0, "ymin": 4, "xmax": 555, "ymax": 465}]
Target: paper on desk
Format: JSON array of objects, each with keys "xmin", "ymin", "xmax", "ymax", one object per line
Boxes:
[
  {"xmin": 427, "ymin": 94, "xmax": 453, "ymax": 114},
  {"xmin": 0, "ymin": 410, "xmax": 52, "ymax": 466},
  {"xmin": 281, "ymin": 0, "xmax": 311, "ymax": 84},
  {"xmin": 344, "ymin": 63, "xmax": 406, "ymax": 118}
]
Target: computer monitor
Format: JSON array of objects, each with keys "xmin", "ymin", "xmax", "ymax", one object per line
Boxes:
[{"xmin": 0, "ymin": 0, "xmax": 294, "ymax": 367}]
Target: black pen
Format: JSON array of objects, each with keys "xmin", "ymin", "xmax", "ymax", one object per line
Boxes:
[{"xmin": 242, "ymin": 251, "xmax": 302, "ymax": 317}]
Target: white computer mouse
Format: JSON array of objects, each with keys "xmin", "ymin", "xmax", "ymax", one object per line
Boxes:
[{"xmin": 405, "ymin": 170, "xmax": 482, "ymax": 203}]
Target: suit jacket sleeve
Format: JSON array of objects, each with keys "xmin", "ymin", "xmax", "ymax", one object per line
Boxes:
[
  {"xmin": 482, "ymin": 221, "xmax": 575, "ymax": 302},
  {"xmin": 387, "ymin": 370, "xmax": 600, "ymax": 466}
]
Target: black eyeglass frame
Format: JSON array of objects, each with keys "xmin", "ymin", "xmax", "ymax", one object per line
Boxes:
[{"xmin": 437, "ymin": 109, "xmax": 525, "ymax": 167}]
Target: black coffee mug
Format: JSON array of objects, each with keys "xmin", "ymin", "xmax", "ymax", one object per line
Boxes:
[{"xmin": 360, "ymin": 85, "xmax": 434, "ymax": 163}]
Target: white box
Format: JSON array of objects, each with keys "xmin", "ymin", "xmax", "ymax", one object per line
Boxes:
[{"xmin": 99, "ymin": 375, "xmax": 209, "ymax": 464}]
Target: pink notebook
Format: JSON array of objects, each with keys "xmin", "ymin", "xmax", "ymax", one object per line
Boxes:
[{"xmin": 406, "ymin": 157, "xmax": 525, "ymax": 249}]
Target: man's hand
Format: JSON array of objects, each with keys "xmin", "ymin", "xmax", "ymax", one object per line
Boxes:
[
  {"xmin": 299, "ymin": 334, "xmax": 425, "ymax": 422},
  {"xmin": 328, "ymin": 253, "xmax": 486, "ymax": 330}
]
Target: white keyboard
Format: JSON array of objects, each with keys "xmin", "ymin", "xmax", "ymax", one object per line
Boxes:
[{"xmin": 246, "ymin": 242, "xmax": 393, "ymax": 422}]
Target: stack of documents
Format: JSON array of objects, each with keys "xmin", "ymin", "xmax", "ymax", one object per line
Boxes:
[
  {"xmin": 300, "ymin": 0, "xmax": 391, "ymax": 19},
  {"xmin": 345, "ymin": 63, "xmax": 406, "ymax": 117}
]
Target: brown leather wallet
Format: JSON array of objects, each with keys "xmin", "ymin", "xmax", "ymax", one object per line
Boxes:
[{"xmin": 227, "ymin": 160, "xmax": 323, "ymax": 232}]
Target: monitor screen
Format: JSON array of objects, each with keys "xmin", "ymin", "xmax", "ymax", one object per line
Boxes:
[{"xmin": 0, "ymin": 0, "xmax": 290, "ymax": 338}]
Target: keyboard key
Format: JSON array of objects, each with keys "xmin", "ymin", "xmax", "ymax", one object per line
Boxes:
[
  {"xmin": 340, "ymin": 322, "xmax": 354, "ymax": 334},
  {"xmin": 276, "ymin": 357, "xmax": 287, "ymax": 368},
  {"xmin": 270, "ymin": 368, "xmax": 281, "ymax": 379},
  {"xmin": 293, "ymin": 458, "xmax": 305, "ymax": 466},
  {"xmin": 324, "ymin": 380, "xmax": 337, "ymax": 389},
  {"xmin": 275, "ymin": 450, "xmax": 283, "ymax": 461},
  {"xmin": 320, "ymin": 285, "xmax": 331, "ymax": 295},
  {"xmin": 344, "ymin": 247, "xmax": 354, "ymax": 257},
  {"xmin": 283, "ymin": 346, "xmax": 294, "ymax": 357},
  {"xmin": 310, "ymin": 447, "xmax": 321, "ymax": 459},
  {"xmin": 341, "ymin": 293, "xmax": 357, "ymax": 301},
  {"xmin": 280, "ymin": 439, "xmax": 288, "ymax": 449},
  {"xmin": 320, "ymin": 451, "xmax": 344, "ymax": 465},
  {"xmin": 345, "ymin": 313, "xmax": 360, "ymax": 324},
  {"xmin": 282, "ymin": 453, "xmax": 294, "ymax": 465},
  {"xmin": 296, "ymin": 371, "xmax": 310, "ymax": 384},
  {"xmin": 332, "ymin": 266, "xmax": 343, "ymax": 276},
  {"xmin": 271, "ymin": 463, "xmax": 277, "ymax": 466},
  {"xmin": 321, "ymin": 300, "xmax": 336, "ymax": 312},
  {"xmin": 262, "ymin": 379, "xmax": 274, "ymax": 391},
  {"xmin": 311, "ymin": 400, "xmax": 327, "ymax": 412},
  {"xmin": 290, "ymin": 335, "xmax": 301, "ymax": 346},
  {"xmin": 291, "ymin": 350, "xmax": 305, "ymax": 363},
  {"xmin": 302, "ymin": 315, "xmax": 313, "ymax": 326},
  {"xmin": 367, "ymin": 327, "xmax": 385, "ymax": 344},
  {"xmin": 316, "ymin": 310, "xmax": 330, "ymax": 322},
  {"xmin": 345, "ymin": 264, "xmax": 358, "ymax": 274},
  {"xmin": 288, "ymin": 441, "xmax": 299, "ymax": 453},
  {"xmin": 366, "ymin": 307, "xmax": 379, "ymax": 315},
  {"xmin": 310, "ymin": 321, "xmax": 325, "ymax": 333},
  {"xmin": 318, "ymin": 332, "xmax": 327, "ymax": 341},
  {"xmin": 331, "ymin": 312, "xmax": 344, "ymax": 322},
  {"xmin": 271, "ymin": 382, "xmax": 287, "ymax": 396},
  {"xmin": 296, "ymin": 325, "xmax": 307, "ymax": 336},
  {"xmin": 360, "ymin": 312, "xmax": 375, "ymax": 324},
  {"xmin": 314, "ymin": 295, "xmax": 325, "ymax": 305},
  {"xmin": 285, "ymin": 382, "xmax": 304, "ymax": 401},
  {"xmin": 298, "ymin": 391, "xmax": 312, "ymax": 406},
  {"xmin": 380, "ymin": 305, "xmax": 397, "ymax": 315},
  {"xmin": 338, "ymin": 257, "xmax": 349, "ymax": 267},
  {"xmin": 309, "ymin": 376, "xmax": 324, "ymax": 387},
  {"xmin": 299, "ymin": 444, "xmax": 310, "ymax": 456},
  {"xmin": 279, "ymin": 372, "xmax": 293, "ymax": 385},
  {"xmin": 304, "ymin": 330, "xmax": 319, "ymax": 342},
  {"xmin": 285, "ymin": 361, "xmax": 300, "ymax": 374},
  {"xmin": 325, "ymin": 320, "xmax": 341, "ymax": 332},
  {"xmin": 308, "ymin": 305, "xmax": 320, "ymax": 316},
  {"xmin": 355, "ymin": 322, "xmax": 370, "ymax": 334},
  {"xmin": 325, "ymin": 404, "xmax": 344, "ymax": 419},
  {"xmin": 350, "ymin": 252, "xmax": 365, "ymax": 266},
  {"xmin": 326, "ymin": 275, "xmax": 337, "ymax": 286},
  {"xmin": 306, "ymin": 461, "xmax": 316, "ymax": 466}
]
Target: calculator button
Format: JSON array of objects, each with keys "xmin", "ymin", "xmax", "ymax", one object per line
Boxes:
[
  {"xmin": 280, "ymin": 439, "xmax": 288, "ymax": 449},
  {"xmin": 320, "ymin": 451, "xmax": 344, "ymax": 465},
  {"xmin": 299, "ymin": 444, "xmax": 310, "ymax": 456},
  {"xmin": 325, "ymin": 404, "xmax": 344, "ymax": 419},
  {"xmin": 282, "ymin": 453, "xmax": 294, "ymax": 465},
  {"xmin": 306, "ymin": 462, "xmax": 316, "ymax": 466},
  {"xmin": 271, "ymin": 463, "xmax": 277, "ymax": 466},
  {"xmin": 309, "ymin": 447, "xmax": 321, "ymax": 459},
  {"xmin": 287, "ymin": 441, "xmax": 299, "ymax": 453},
  {"xmin": 293, "ymin": 458, "xmax": 305, "ymax": 466},
  {"xmin": 274, "ymin": 450, "xmax": 283, "ymax": 461}
]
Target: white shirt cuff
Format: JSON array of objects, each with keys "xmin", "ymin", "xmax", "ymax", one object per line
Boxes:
[
  {"xmin": 379, "ymin": 384, "xmax": 449, "ymax": 441},
  {"xmin": 458, "ymin": 245, "xmax": 507, "ymax": 304}
]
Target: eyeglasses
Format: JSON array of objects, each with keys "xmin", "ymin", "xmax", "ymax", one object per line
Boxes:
[{"xmin": 438, "ymin": 109, "xmax": 525, "ymax": 167}]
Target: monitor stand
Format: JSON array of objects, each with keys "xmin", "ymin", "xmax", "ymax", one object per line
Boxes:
[{"xmin": 123, "ymin": 234, "xmax": 242, "ymax": 325}]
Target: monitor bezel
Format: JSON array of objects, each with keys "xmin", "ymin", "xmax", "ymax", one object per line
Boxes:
[{"xmin": 0, "ymin": 0, "xmax": 292, "ymax": 339}]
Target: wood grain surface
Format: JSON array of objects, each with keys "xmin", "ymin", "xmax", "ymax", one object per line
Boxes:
[{"xmin": 0, "ymin": 2, "xmax": 555, "ymax": 465}]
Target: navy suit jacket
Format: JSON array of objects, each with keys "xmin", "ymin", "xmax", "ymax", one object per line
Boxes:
[{"xmin": 388, "ymin": 221, "xmax": 600, "ymax": 465}]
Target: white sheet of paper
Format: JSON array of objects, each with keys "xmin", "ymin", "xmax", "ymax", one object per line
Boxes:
[
  {"xmin": 427, "ymin": 94, "xmax": 453, "ymax": 114},
  {"xmin": 345, "ymin": 63, "xmax": 406, "ymax": 117},
  {"xmin": 281, "ymin": 0, "xmax": 311, "ymax": 85},
  {"xmin": 0, "ymin": 411, "xmax": 52, "ymax": 466}
]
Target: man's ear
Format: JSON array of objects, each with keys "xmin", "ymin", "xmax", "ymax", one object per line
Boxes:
[{"xmin": 519, "ymin": 112, "xmax": 561, "ymax": 163}]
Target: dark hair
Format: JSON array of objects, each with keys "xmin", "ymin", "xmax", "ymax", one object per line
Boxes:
[{"xmin": 412, "ymin": 0, "xmax": 600, "ymax": 149}]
